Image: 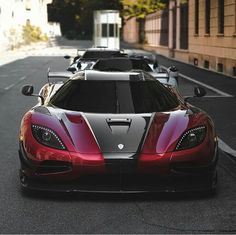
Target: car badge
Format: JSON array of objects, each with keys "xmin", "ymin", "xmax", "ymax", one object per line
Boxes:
[{"xmin": 118, "ymin": 144, "xmax": 124, "ymax": 150}]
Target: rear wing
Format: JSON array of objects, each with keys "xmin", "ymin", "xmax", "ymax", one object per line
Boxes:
[{"xmin": 47, "ymin": 68, "xmax": 72, "ymax": 85}]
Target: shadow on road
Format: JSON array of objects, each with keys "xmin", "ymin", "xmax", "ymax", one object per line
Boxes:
[{"xmin": 52, "ymin": 36, "xmax": 93, "ymax": 49}]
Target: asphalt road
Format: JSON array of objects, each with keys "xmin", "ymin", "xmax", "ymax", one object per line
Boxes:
[{"xmin": 0, "ymin": 47, "xmax": 236, "ymax": 233}]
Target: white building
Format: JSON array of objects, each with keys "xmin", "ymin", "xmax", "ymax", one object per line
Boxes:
[
  {"xmin": 0, "ymin": 0, "xmax": 53, "ymax": 52},
  {"xmin": 93, "ymin": 10, "xmax": 122, "ymax": 49}
]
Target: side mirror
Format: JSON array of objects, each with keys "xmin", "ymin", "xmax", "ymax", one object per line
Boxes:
[
  {"xmin": 153, "ymin": 61, "xmax": 158, "ymax": 69},
  {"xmin": 77, "ymin": 61, "xmax": 82, "ymax": 69},
  {"xmin": 64, "ymin": 55, "xmax": 71, "ymax": 59},
  {"xmin": 73, "ymin": 55, "xmax": 80, "ymax": 63},
  {"xmin": 21, "ymin": 85, "xmax": 34, "ymax": 96},
  {"xmin": 194, "ymin": 86, "xmax": 206, "ymax": 97},
  {"xmin": 168, "ymin": 65, "xmax": 179, "ymax": 77},
  {"xmin": 21, "ymin": 85, "xmax": 44, "ymax": 105},
  {"xmin": 184, "ymin": 86, "xmax": 207, "ymax": 103},
  {"xmin": 67, "ymin": 67, "xmax": 77, "ymax": 73}
]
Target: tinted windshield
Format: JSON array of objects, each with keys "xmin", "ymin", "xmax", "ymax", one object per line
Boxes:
[
  {"xmin": 50, "ymin": 80, "xmax": 179, "ymax": 113},
  {"xmin": 81, "ymin": 51, "xmax": 124, "ymax": 59},
  {"xmin": 93, "ymin": 59, "xmax": 153, "ymax": 72}
]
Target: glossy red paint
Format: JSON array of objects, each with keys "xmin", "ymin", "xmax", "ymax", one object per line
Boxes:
[
  {"xmin": 19, "ymin": 106, "xmax": 217, "ymax": 191},
  {"xmin": 141, "ymin": 110, "xmax": 215, "ymax": 154},
  {"xmin": 20, "ymin": 110, "xmax": 105, "ymax": 179}
]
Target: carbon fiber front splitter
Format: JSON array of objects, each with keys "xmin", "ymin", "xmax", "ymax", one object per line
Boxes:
[{"xmin": 20, "ymin": 170, "xmax": 217, "ymax": 193}]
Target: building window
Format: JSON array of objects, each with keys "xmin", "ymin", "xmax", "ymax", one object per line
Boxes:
[
  {"xmin": 109, "ymin": 24, "xmax": 114, "ymax": 37},
  {"xmin": 195, "ymin": 0, "xmax": 199, "ymax": 35},
  {"xmin": 102, "ymin": 24, "xmax": 107, "ymax": 37},
  {"xmin": 180, "ymin": 2, "xmax": 189, "ymax": 49},
  {"xmin": 233, "ymin": 67, "xmax": 236, "ymax": 76},
  {"xmin": 235, "ymin": 0, "xmax": 236, "ymax": 32},
  {"xmin": 205, "ymin": 0, "xmax": 210, "ymax": 34},
  {"xmin": 194, "ymin": 58, "xmax": 198, "ymax": 66},
  {"xmin": 217, "ymin": 63, "xmax": 224, "ymax": 72},
  {"xmin": 218, "ymin": 0, "xmax": 224, "ymax": 34},
  {"xmin": 204, "ymin": 60, "xmax": 209, "ymax": 69},
  {"xmin": 25, "ymin": 0, "xmax": 31, "ymax": 11}
]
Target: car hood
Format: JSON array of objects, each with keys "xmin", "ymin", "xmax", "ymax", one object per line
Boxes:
[{"xmin": 31, "ymin": 106, "xmax": 207, "ymax": 155}]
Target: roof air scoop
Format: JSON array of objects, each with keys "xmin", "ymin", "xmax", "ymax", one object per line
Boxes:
[{"xmin": 106, "ymin": 118, "xmax": 132, "ymax": 134}]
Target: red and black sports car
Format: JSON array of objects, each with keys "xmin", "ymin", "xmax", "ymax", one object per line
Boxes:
[{"xmin": 19, "ymin": 70, "xmax": 218, "ymax": 193}]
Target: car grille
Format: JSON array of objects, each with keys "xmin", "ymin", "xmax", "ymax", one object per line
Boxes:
[{"xmin": 35, "ymin": 160, "xmax": 72, "ymax": 174}]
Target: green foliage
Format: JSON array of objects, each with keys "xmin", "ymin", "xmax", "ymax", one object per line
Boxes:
[
  {"xmin": 121, "ymin": 0, "xmax": 166, "ymax": 19},
  {"xmin": 22, "ymin": 23, "xmax": 48, "ymax": 44},
  {"xmin": 49, "ymin": 0, "xmax": 122, "ymax": 39}
]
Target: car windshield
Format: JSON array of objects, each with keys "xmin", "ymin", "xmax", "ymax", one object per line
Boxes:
[
  {"xmin": 50, "ymin": 80, "xmax": 179, "ymax": 113},
  {"xmin": 93, "ymin": 59, "xmax": 153, "ymax": 72},
  {"xmin": 81, "ymin": 51, "xmax": 124, "ymax": 59}
]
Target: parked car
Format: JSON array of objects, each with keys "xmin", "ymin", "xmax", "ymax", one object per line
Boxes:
[
  {"xmin": 19, "ymin": 70, "xmax": 218, "ymax": 193},
  {"xmin": 65, "ymin": 47, "xmax": 127, "ymax": 72},
  {"xmin": 92, "ymin": 57, "xmax": 179, "ymax": 88}
]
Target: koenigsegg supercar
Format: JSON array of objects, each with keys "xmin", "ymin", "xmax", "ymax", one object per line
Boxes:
[{"xmin": 19, "ymin": 70, "xmax": 218, "ymax": 193}]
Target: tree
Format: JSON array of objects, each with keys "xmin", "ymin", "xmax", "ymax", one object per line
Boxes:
[
  {"xmin": 48, "ymin": 0, "xmax": 121, "ymax": 39},
  {"xmin": 120, "ymin": 0, "xmax": 167, "ymax": 43},
  {"xmin": 121, "ymin": 0, "xmax": 166, "ymax": 20}
]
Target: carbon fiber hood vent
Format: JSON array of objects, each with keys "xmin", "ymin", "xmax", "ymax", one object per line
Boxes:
[{"xmin": 84, "ymin": 113, "xmax": 152, "ymax": 154}]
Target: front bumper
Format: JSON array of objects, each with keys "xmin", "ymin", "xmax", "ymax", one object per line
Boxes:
[
  {"xmin": 20, "ymin": 170, "xmax": 217, "ymax": 193},
  {"xmin": 19, "ymin": 142, "xmax": 218, "ymax": 193}
]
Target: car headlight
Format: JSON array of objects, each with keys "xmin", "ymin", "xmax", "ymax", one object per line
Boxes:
[
  {"xmin": 175, "ymin": 126, "xmax": 206, "ymax": 150},
  {"xmin": 32, "ymin": 125, "xmax": 66, "ymax": 150}
]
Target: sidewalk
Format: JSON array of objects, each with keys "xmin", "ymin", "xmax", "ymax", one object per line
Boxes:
[
  {"xmin": 0, "ymin": 37, "xmax": 93, "ymax": 67},
  {"xmin": 0, "ymin": 41, "xmax": 50, "ymax": 67}
]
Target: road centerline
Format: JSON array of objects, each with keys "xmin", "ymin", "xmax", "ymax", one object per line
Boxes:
[
  {"xmin": 179, "ymin": 73, "xmax": 233, "ymax": 97},
  {"xmin": 161, "ymin": 65, "xmax": 233, "ymax": 97},
  {"xmin": 4, "ymin": 83, "xmax": 15, "ymax": 90},
  {"xmin": 218, "ymin": 138, "xmax": 236, "ymax": 158},
  {"xmin": 20, "ymin": 76, "xmax": 26, "ymax": 81}
]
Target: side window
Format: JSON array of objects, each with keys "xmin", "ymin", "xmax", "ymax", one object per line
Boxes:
[
  {"xmin": 109, "ymin": 24, "xmax": 114, "ymax": 37},
  {"xmin": 115, "ymin": 24, "xmax": 118, "ymax": 37},
  {"xmin": 218, "ymin": 0, "xmax": 224, "ymax": 34},
  {"xmin": 102, "ymin": 24, "xmax": 107, "ymax": 37}
]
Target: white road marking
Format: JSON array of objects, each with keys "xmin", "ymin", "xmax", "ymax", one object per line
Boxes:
[
  {"xmin": 161, "ymin": 65, "xmax": 233, "ymax": 97},
  {"xmin": 20, "ymin": 76, "xmax": 26, "ymax": 81},
  {"xmin": 4, "ymin": 83, "xmax": 15, "ymax": 90},
  {"xmin": 218, "ymin": 138, "xmax": 236, "ymax": 158},
  {"xmin": 203, "ymin": 95, "xmax": 231, "ymax": 98},
  {"xmin": 179, "ymin": 73, "xmax": 233, "ymax": 97}
]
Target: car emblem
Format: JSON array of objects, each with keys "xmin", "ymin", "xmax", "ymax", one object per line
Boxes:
[{"xmin": 118, "ymin": 144, "xmax": 124, "ymax": 150}]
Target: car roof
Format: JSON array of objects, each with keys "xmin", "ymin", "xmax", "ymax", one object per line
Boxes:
[
  {"xmin": 70, "ymin": 70, "xmax": 156, "ymax": 81},
  {"xmin": 85, "ymin": 47, "xmax": 121, "ymax": 52},
  {"xmin": 92, "ymin": 57, "xmax": 153, "ymax": 72},
  {"xmin": 94, "ymin": 57, "xmax": 147, "ymax": 62},
  {"xmin": 78, "ymin": 48, "xmax": 126, "ymax": 60}
]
